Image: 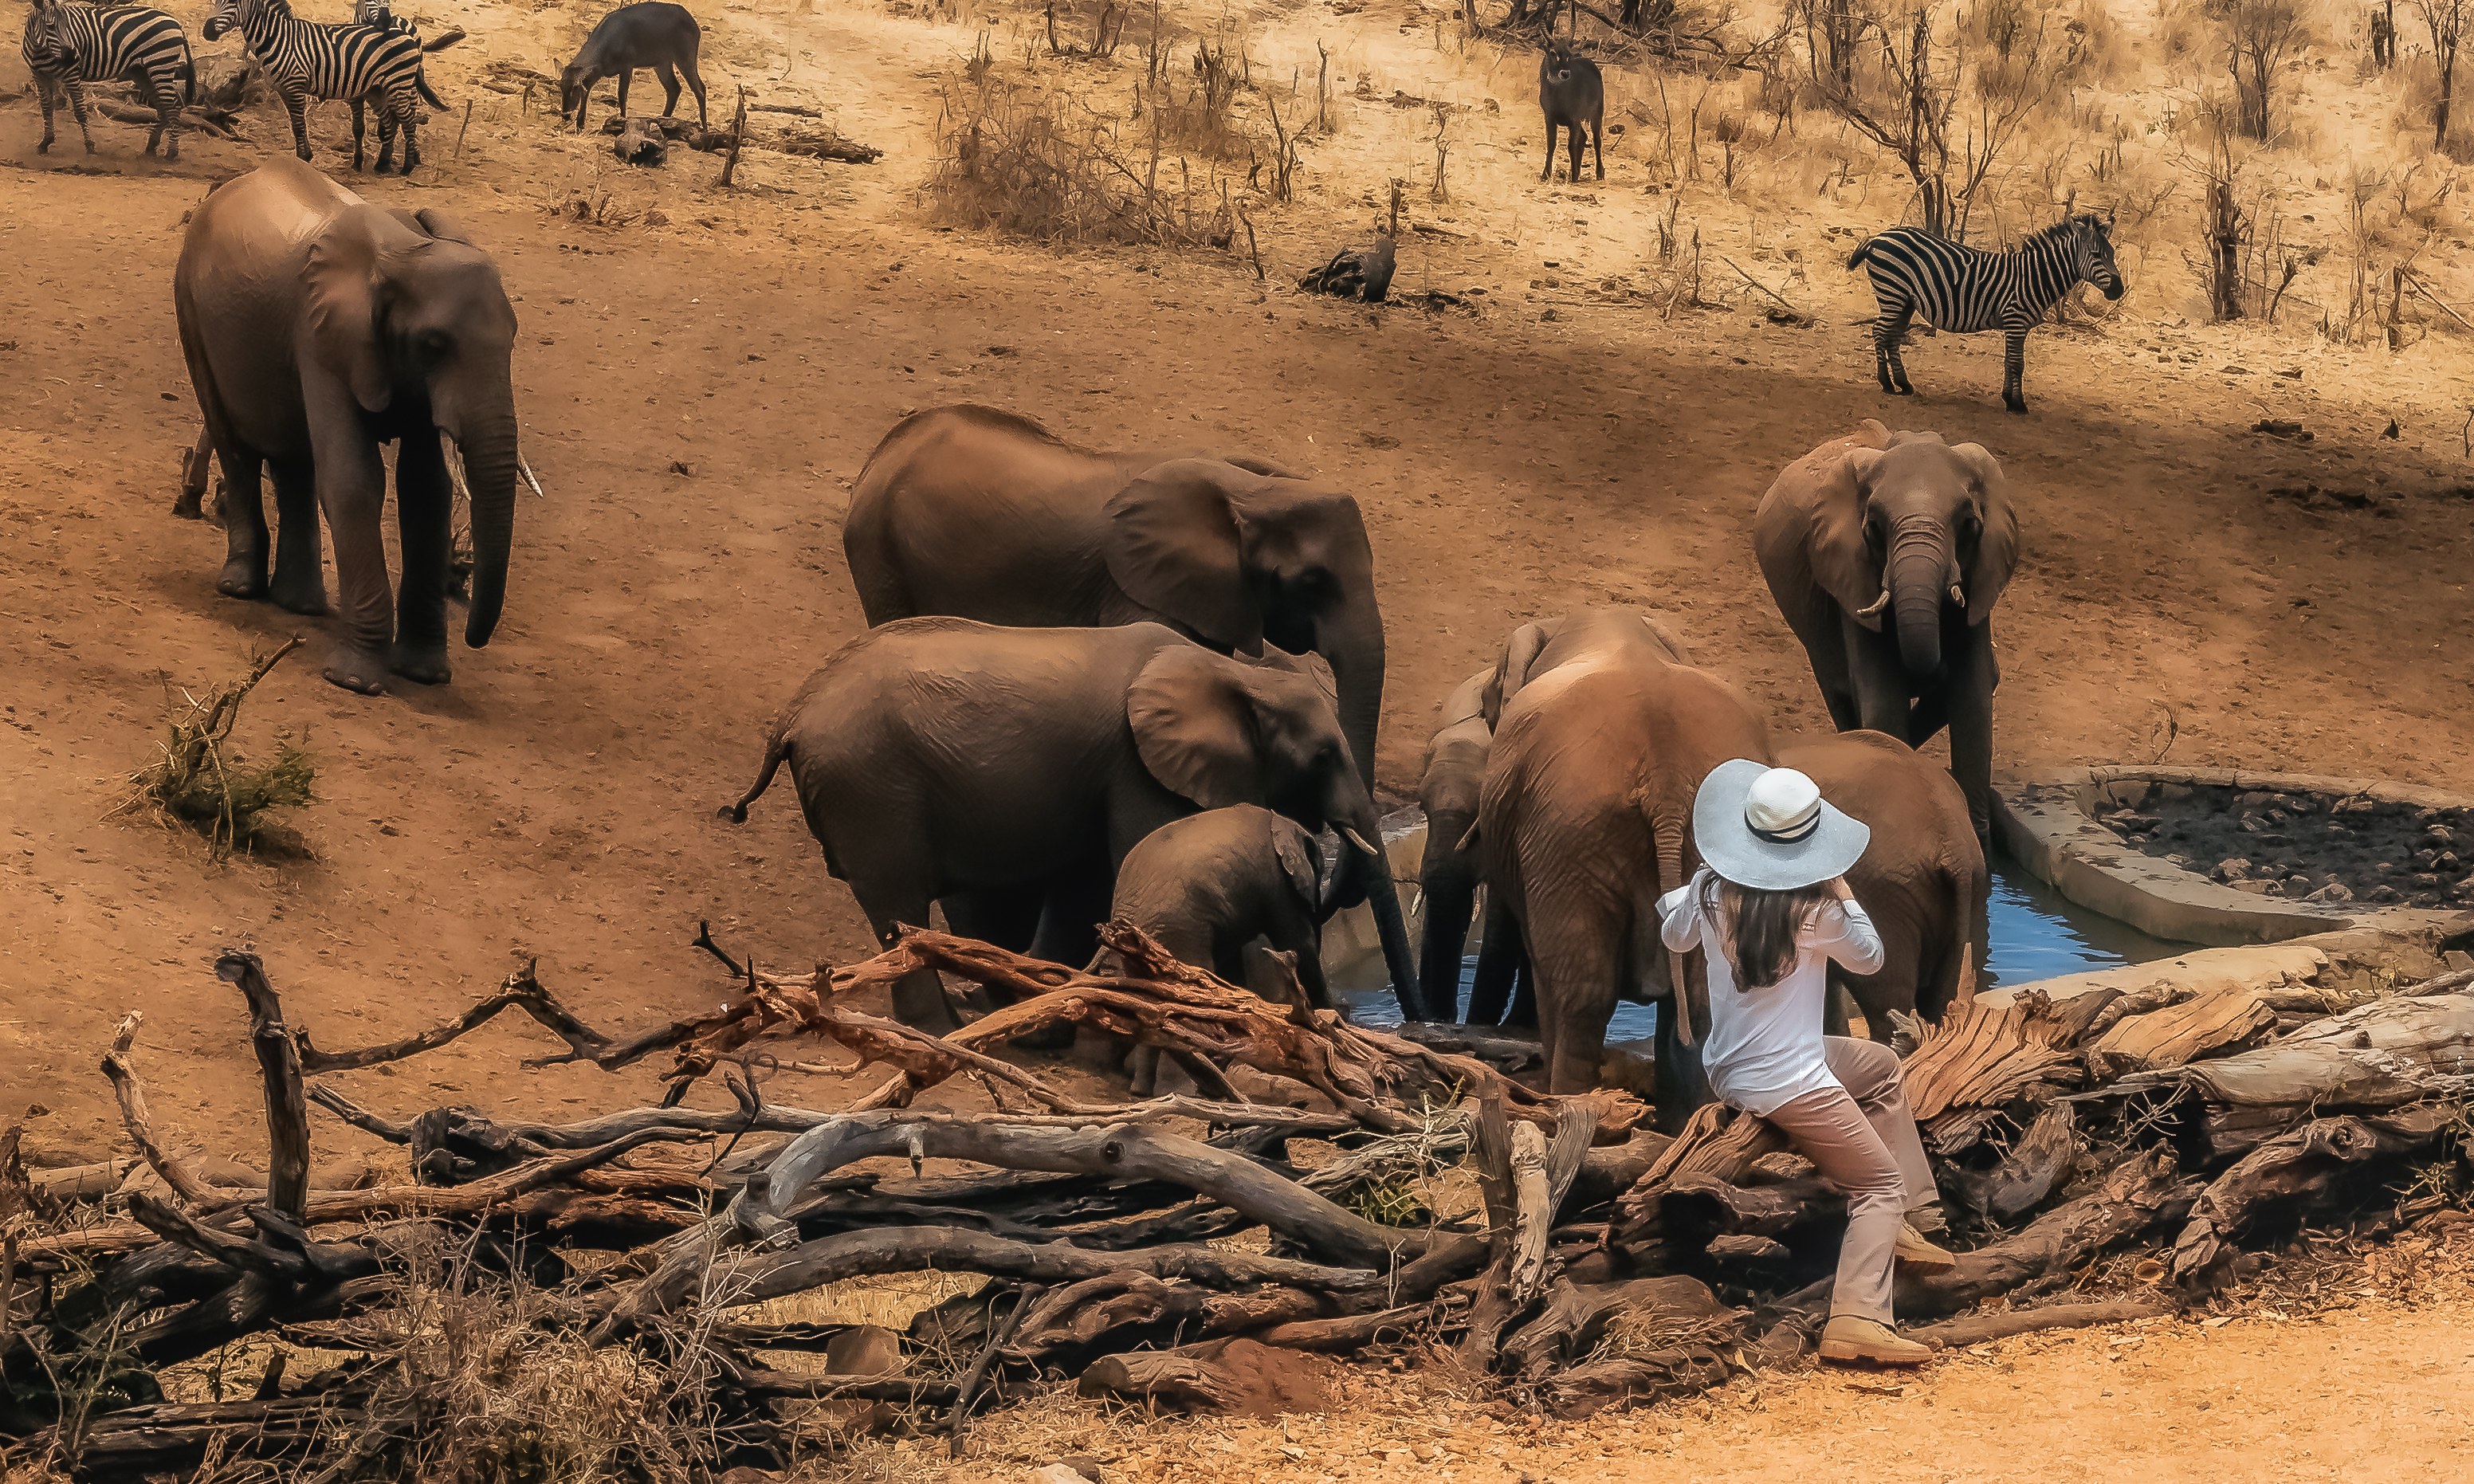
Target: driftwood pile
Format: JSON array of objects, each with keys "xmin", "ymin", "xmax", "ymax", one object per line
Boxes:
[{"xmin": 4, "ymin": 930, "xmax": 2471, "ymax": 1477}]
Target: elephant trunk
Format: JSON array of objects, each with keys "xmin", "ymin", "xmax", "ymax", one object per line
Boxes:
[
  {"xmin": 1416, "ymin": 817, "xmax": 1479, "ymax": 1023},
  {"xmin": 1886, "ymin": 518, "xmax": 1950, "ymax": 681},
  {"xmin": 1329, "ymin": 776, "xmax": 1421, "ymax": 1021},
  {"xmin": 1317, "ymin": 603, "xmax": 1387, "ymax": 793},
  {"xmin": 454, "ymin": 412, "xmax": 520, "ymax": 648}
]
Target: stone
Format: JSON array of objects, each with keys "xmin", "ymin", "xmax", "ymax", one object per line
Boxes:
[
  {"xmin": 1032, "ymin": 1467, "xmax": 1098, "ymax": 1484},
  {"xmin": 2231, "ymin": 879, "xmax": 2281, "ymax": 896},
  {"xmin": 2304, "ymin": 882, "xmax": 2353, "ymax": 904},
  {"xmin": 2213, "ymin": 857, "xmax": 2253, "ymax": 882}
]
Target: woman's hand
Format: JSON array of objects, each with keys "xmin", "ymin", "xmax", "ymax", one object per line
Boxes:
[{"xmin": 1827, "ymin": 876, "xmax": 1857, "ymax": 903}]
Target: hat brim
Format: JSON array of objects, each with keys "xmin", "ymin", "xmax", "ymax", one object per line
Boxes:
[{"xmin": 1691, "ymin": 758, "xmax": 1872, "ymax": 891}]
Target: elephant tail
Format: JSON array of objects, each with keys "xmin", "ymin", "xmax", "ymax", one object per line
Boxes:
[
  {"xmin": 1845, "ymin": 238, "xmax": 1874, "ymax": 271},
  {"xmin": 1644, "ymin": 811, "xmax": 1696, "ymax": 1048},
  {"xmin": 719, "ymin": 720, "xmax": 792, "ymax": 824}
]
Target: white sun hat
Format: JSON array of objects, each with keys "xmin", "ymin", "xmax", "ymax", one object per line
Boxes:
[{"xmin": 1690, "ymin": 759, "xmax": 1871, "ymax": 891}]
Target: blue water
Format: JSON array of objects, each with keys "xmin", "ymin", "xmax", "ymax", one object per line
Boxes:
[{"xmin": 1340, "ymin": 852, "xmax": 2186, "ymax": 1032}]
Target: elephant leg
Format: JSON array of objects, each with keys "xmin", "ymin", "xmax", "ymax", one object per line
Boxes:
[
  {"xmin": 391, "ymin": 434, "xmax": 454, "ymax": 685},
  {"xmin": 1465, "ymin": 889, "xmax": 1526, "ymax": 1026},
  {"xmin": 1027, "ymin": 863, "xmax": 1114, "ymax": 972},
  {"xmin": 1503, "ymin": 962, "xmax": 1537, "ymax": 1030},
  {"xmin": 1823, "ymin": 976, "xmax": 1854, "ymax": 1038},
  {"xmin": 214, "ymin": 446, "xmax": 271, "ymax": 600},
  {"xmin": 308, "ymin": 422, "xmax": 395, "ymax": 694},
  {"xmin": 1946, "ymin": 630, "xmax": 1997, "ymax": 846},
  {"xmin": 1651, "ymin": 992, "xmax": 1714, "ymax": 1130},
  {"xmin": 850, "ymin": 877, "xmax": 960, "ymax": 1031},
  {"xmin": 1261, "ymin": 893, "xmax": 1330, "ymax": 1008},
  {"xmin": 266, "ymin": 460, "xmax": 328, "ymax": 617},
  {"xmin": 1525, "ymin": 901, "xmax": 1622, "ymax": 1096}
]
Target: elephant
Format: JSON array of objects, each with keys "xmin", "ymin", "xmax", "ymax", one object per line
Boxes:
[
  {"xmin": 1104, "ymin": 805, "xmax": 1332, "ymax": 1007},
  {"xmin": 842, "ymin": 406, "xmax": 1388, "ymax": 792},
  {"xmin": 1781, "ymin": 731, "xmax": 1989, "ymax": 1049},
  {"xmin": 721, "ymin": 619, "xmax": 1418, "ymax": 1031},
  {"xmin": 1475, "ymin": 607, "xmax": 1772, "ymax": 1102},
  {"xmin": 1415, "ymin": 668, "xmax": 1498, "ymax": 1024},
  {"xmin": 174, "ymin": 158, "xmax": 522, "ymax": 694},
  {"xmin": 1753, "ymin": 421, "xmax": 2018, "ymax": 842}
]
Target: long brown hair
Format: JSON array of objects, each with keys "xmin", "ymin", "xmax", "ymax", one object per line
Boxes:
[{"xmin": 1700, "ymin": 876, "xmax": 1834, "ymax": 991}]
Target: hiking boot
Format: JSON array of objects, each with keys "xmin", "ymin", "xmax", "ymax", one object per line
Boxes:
[
  {"xmin": 1895, "ymin": 1221, "xmax": 1958, "ymax": 1269},
  {"xmin": 1819, "ymin": 1316, "xmax": 1933, "ymax": 1367}
]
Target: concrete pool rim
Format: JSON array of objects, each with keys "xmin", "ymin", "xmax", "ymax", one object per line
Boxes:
[{"xmin": 1994, "ymin": 766, "xmax": 2474, "ymax": 948}]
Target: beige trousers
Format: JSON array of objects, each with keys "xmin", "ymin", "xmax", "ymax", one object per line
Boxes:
[{"xmin": 1761, "ymin": 1035, "xmax": 1938, "ymax": 1324}]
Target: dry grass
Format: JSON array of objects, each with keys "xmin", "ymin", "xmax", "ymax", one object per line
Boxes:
[
  {"xmin": 929, "ymin": 62, "xmax": 1243, "ymax": 249},
  {"xmin": 109, "ymin": 640, "xmax": 316, "ymax": 861}
]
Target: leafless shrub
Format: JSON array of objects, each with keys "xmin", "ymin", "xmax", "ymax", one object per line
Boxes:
[
  {"xmin": 929, "ymin": 69, "xmax": 1239, "ymax": 249},
  {"xmin": 2416, "ymin": 0, "xmax": 2471, "ymax": 151},
  {"xmin": 1149, "ymin": 36, "xmax": 1249, "ymax": 159},
  {"xmin": 2219, "ymin": 0, "xmax": 2310, "ymax": 142},
  {"xmin": 111, "ymin": 641, "xmax": 315, "ymax": 861}
]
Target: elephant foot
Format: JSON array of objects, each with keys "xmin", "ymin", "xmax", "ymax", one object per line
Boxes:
[
  {"xmin": 215, "ymin": 559, "xmax": 268, "ymax": 600},
  {"xmin": 323, "ymin": 645, "xmax": 392, "ymax": 697},
  {"xmin": 389, "ymin": 642, "xmax": 450, "ymax": 686},
  {"xmin": 268, "ymin": 576, "xmax": 329, "ymax": 617}
]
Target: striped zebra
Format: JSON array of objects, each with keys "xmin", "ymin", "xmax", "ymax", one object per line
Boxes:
[
  {"xmin": 202, "ymin": 0, "xmax": 446, "ymax": 175},
  {"xmin": 20, "ymin": 0, "xmax": 196, "ymax": 161},
  {"xmin": 1846, "ymin": 214, "xmax": 2126, "ymax": 414}
]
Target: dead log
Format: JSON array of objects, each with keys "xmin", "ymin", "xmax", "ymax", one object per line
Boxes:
[
  {"xmin": 1610, "ymin": 1103, "xmax": 1786, "ymax": 1245},
  {"xmin": 1900, "ymin": 990, "xmax": 2107, "ymax": 1129},
  {"xmin": 219, "ymin": 953, "xmax": 310, "ymax": 1220},
  {"xmin": 1078, "ymin": 1337, "xmax": 1341, "ymax": 1416},
  {"xmin": 1498, "ymin": 1274, "xmax": 1725, "ymax": 1378},
  {"xmin": 1950, "ymin": 1101, "xmax": 2079, "ymax": 1222},
  {"xmin": 1251, "ymin": 1303, "xmax": 1428, "ymax": 1352},
  {"xmin": 2084, "ymin": 988, "xmax": 2277, "ymax": 1079},
  {"xmin": 1898, "ymin": 1148, "xmax": 2195, "ymax": 1318},
  {"xmin": 1912, "ymin": 1297, "xmax": 2174, "ymax": 1348},
  {"xmin": 768, "ymin": 124, "xmax": 883, "ymax": 163},
  {"xmin": 100, "ymin": 1013, "xmax": 218, "ymax": 1208},
  {"xmin": 1077, "ymin": 1351, "xmax": 1238, "ymax": 1412},
  {"xmin": 1538, "ymin": 1342, "xmax": 1733, "ymax": 1419},
  {"xmin": 2168, "ymin": 993, "xmax": 2474, "ymax": 1113},
  {"xmin": 2170, "ymin": 1104, "xmax": 2459, "ymax": 1286},
  {"xmin": 1655, "ymin": 1171, "xmax": 1842, "ymax": 1258}
]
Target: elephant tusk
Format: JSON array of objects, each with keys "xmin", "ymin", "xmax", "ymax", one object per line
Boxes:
[
  {"xmin": 1339, "ymin": 825, "xmax": 1380, "ymax": 858},
  {"xmin": 518, "ymin": 453, "xmax": 545, "ymax": 498},
  {"xmin": 1948, "ymin": 583, "xmax": 1966, "ymax": 607},
  {"xmin": 1855, "ymin": 591, "xmax": 1891, "ymax": 618}
]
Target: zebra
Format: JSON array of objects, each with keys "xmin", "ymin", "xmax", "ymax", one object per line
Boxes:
[
  {"xmin": 202, "ymin": 0, "xmax": 446, "ymax": 175},
  {"xmin": 1846, "ymin": 214, "xmax": 2126, "ymax": 414},
  {"xmin": 20, "ymin": 0, "xmax": 196, "ymax": 161}
]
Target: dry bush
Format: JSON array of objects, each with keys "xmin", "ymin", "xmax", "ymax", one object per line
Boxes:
[
  {"xmin": 929, "ymin": 66, "xmax": 1240, "ymax": 249},
  {"xmin": 111, "ymin": 641, "xmax": 315, "ymax": 860},
  {"xmin": 2218, "ymin": 0, "xmax": 2312, "ymax": 142},
  {"xmin": 1148, "ymin": 36, "xmax": 1249, "ymax": 159}
]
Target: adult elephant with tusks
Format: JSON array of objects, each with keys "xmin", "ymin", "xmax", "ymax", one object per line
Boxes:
[
  {"xmin": 720, "ymin": 620, "xmax": 1420, "ymax": 1031},
  {"xmin": 1753, "ymin": 421, "xmax": 2018, "ymax": 844},
  {"xmin": 842, "ymin": 406, "xmax": 1389, "ymax": 795},
  {"xmin": 175, "ymin": 158, "xmax": 523, "ymax": 693}
]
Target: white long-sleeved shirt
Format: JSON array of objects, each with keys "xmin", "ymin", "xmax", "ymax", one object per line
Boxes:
[{"xmin": 1656, "ymin": 867, "xmax": 1887, "ymax": 1114}]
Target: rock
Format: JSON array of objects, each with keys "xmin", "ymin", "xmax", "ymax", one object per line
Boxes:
[
  {"xmin": 2305, "ymin": 882, "xmax": 2354, "ymax": 904},
  {"xmin": 1032, "ymin": 1467, "xmax": 1098, "ymax": 1484},
  {"xmin": 2237, "ymin": 813, "xmax": 2269, "ymax": 833},
  {"xmin": 2231, "ymin": 880, "xmax": 2281, "ymax": 896},
  {"xmin": 2213, "ymin": 858, "xmax": 2252, "ymax": 882}
]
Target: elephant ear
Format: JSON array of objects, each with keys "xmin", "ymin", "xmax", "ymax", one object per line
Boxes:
[
  {"xmin": 1102, "ymin": 460, "xmax": 1263, "ymax": 653},
  {"xmin": 304, "ymin": 214, "xmax": 391, "ymax": 414},
  {"xmin": 1479, "ymin": 619, "xmax": 1553, "ymax": 730},
  {"xmin": 1811, "ymin": 446, "xmax": 1890, "ymax": 630},
  {"xmin": 1245, "ymin": 644, "xmax": 1337, "ymax": 704},
  {"xmin": 1269, "ymin": 819, "xmax": 1322, "ymax": 912},
  {"xmin": 410, "ymin": 207, "xmax": 479, "ymax": 246},
  {"xmin": 1128, "ymin": 645, "xmax": 1263, "ymax": 810},
  {"xmin": 1953, "ymin": 442, "xmax": 2018, "ymax": 626}
]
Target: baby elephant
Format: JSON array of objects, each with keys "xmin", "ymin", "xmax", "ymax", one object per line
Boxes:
[
  {"xmin": 1105, "ymin": 806, "xmax": 1333, "ymax": 1008},
  {"xmin": 562, "ymin": 2, "xmax": 708, "ymax": 132},
  {"xmin": 1537, "ymin": 37, "xmax": 1604, "ymax": 183}
]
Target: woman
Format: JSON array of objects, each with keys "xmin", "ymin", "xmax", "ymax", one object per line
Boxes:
[{"xmin": 1659, "ymin": 760, "xmax": 1955, "ymax": 1366}]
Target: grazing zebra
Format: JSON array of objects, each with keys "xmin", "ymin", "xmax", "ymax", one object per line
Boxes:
[
  {"xmin": 202, "ymin": 0, "xmax": 446, "ymax": 175},
  {"xmin": 1846, "ymin": 214, "xmax": 2126, "ymax": 414},
  {"xmin": 20, "ymin": 0, "xmax": 196, "ymax": 161}
]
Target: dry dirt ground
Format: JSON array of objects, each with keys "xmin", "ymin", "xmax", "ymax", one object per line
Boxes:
[{"xmin": 2, "ymin": 0, "xmax": 2472, "ymax": 1471}]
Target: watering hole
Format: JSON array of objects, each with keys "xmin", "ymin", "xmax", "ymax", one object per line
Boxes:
[{"xmin": 1333, "ymin": 854, "xmax": 2190, "ymax": 1036}]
